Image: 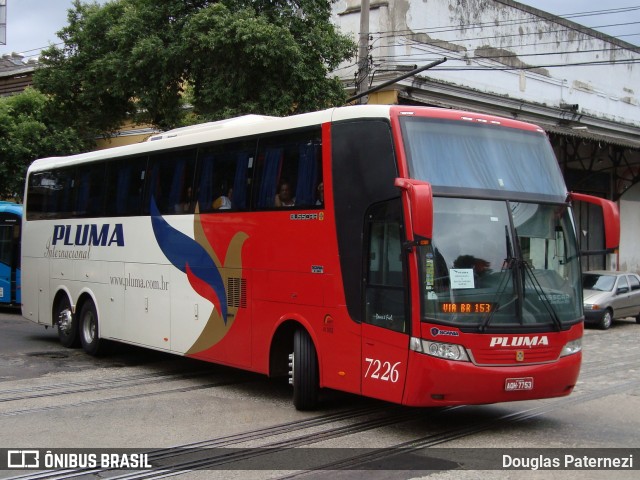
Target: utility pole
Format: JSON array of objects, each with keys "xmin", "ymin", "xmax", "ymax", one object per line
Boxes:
[
  {"xmin": 0, "ymin": 0, "xmax": 7, "ymax": 46},
  {"xmin": 346, "ymin": 58, "xmax": 447, "ymax": 104},
  {"xmin": 355, "ymin": 0, "xmax": 370, "ymax": 104}
]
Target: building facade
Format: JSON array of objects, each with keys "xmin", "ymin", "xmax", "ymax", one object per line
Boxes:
[
  {"xmin": 332, "ymin": 0, "xmax": 640, "ymax": 273},
  {"xmin": 0, "ymin": 53, "xmax": 35, "ymax": 96}
]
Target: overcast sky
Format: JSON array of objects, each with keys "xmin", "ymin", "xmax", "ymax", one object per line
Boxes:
[{"xmin": 1, "ymin": 0, "xmax": 639, "ymax": 59}]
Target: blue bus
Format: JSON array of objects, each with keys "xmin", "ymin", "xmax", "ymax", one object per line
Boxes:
[{"xmin": 0, "ymin": 202, "xmax": 22, "ymax": 305}]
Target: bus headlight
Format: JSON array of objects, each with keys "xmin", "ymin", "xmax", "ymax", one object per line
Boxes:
[
  {"xmin": 410, "ymin": 337, "xmax": 470, "ymax": 362},
  {"xmin": 560, "ymin": 338, "xmax": 582, "ymax": 357}
]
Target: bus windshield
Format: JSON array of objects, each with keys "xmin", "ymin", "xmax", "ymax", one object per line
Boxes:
[
  {"xmin": 418, "ymin": 198, "xmax": 582, "ymax": 329},
  {"xmin": 401, "ymin": 117, "xmax": 567, "ymax": 199}
]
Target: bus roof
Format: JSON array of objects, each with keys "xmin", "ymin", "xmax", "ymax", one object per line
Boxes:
[
  {"xmin": 27, "ymin": 105, "xmax": 544, "ymax": 172},
  {"xmin": 146, "ymin": 114, "xmax": 279, "ymax": 141}
]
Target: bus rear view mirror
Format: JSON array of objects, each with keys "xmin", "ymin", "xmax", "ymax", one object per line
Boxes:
[
  {"xmin": 394, "ymin": 178, "xmax": 433, "ymax": 241},
  {"xmin": 569, "ymin": 192, "xmax": 620, "ymax": 251}
]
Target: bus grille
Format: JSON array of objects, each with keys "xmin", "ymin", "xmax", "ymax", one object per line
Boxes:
[
  {"xmin": 227, "ymin": 277, "xmax": 247, "ymax": 308},
  {"xmin": 470, "ymin": 347, "xmax": 560, "ymax": 365}
]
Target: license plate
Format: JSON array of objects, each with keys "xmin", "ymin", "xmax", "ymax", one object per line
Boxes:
[{"xmin": 505, "ymin": 377, "xmax": 534, "ymax": 391}]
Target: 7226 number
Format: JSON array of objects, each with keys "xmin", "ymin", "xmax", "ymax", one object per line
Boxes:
[{"xmin": 364, "ymin": 358, "xmax": 401, "ymax": 383}]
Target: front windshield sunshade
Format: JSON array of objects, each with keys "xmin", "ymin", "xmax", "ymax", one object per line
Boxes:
[
  {"xmin": 419, "ymin": 198, "xmax": 582, "ymax": 330},
  {"xmin": 401, "ymin": 117, "xmax": 567, "ymax": 199}
]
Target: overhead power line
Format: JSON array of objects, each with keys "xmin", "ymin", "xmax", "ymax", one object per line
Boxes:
[
  {"xmin": 377, "ymin": 42, "xmax": 638, "ymax": 61},
  {"xmin": 358, "ymin": 5, "xmax": 640, "ymax": 75},
  {"xmin": 371, "ymin": 21, "xmax": 640, "ymax": 47},
  {"xmin": 433, "ymin": 58, "xmax": 640, "ymax": 71},
  {"xmin": 371, "ymin": 41, "xmax": 640, "ymax": 73},
  {"xmin": 368, "ymin": 5, "xmax": 640, "ymax": 38}
]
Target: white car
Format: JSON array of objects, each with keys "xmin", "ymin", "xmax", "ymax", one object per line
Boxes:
[{"xmin": 582, "ymin": 271, "xmax": 640, "ymax": 330}]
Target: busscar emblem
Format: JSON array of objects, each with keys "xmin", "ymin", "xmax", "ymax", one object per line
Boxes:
[{"xmin": 516, "ymin": 351, "xmax": 525, "ymax": 362}]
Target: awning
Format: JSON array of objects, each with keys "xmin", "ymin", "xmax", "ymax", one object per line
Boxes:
[
  {"xmin": 538, "ymin": 123, "xmax": 640, "ymax": 150},
  {"xmin": 396, "ymin": 86, "xmax": 640, "ymax": 151}
]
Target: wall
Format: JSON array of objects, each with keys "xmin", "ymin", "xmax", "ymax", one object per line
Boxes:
[
  {"xmin": 332, "ymin": 0, "xmax": 640, "ymax": 127},
  {"xmin": 332, "ymin": 0, "xmax": 640, "ymax": 273},
  {"xmin": 619, "ymin": 183, "xmax": 640, "ymax": 274}
]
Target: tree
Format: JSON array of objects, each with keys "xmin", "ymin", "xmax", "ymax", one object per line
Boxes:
[
  {"xmin": 184, "ymin": 1, "xmax": 355, "ymax": 119},
  {"xmin": 34, "ymin": 0, "xmax": 355, "ymax": 132},
  {"xmin": 0, "ymin": 89, "xmax": 88, "ymax": 199}
]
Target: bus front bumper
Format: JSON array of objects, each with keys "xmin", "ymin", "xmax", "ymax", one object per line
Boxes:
[{"xmin": 401, "ymin": 350, "xmax": 582, "ymax": 407}]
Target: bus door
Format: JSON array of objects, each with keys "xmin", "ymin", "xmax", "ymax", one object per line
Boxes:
[
  {"xmin": 0, "ymin": 217, "xmax": 20, "ymax": 304},
  {"xmin": 361, "ymin": 201, "xmax": 409, "ymax": 403},
  {"xmin": 0, "ymin": 223, "xmax": 13, "ymax": 303}
]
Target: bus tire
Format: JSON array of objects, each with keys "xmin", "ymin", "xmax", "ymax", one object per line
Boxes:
[
  {"xmin": 292, "ymin": 328, "xmax": 319, "ymax": 411},
  {"xmin": 79, "ymin": 300, "xmax": 104, "ymax": 356},
  {"xmin": 55, "ymin": 295, "xmax": 79, "ymax": 348}
]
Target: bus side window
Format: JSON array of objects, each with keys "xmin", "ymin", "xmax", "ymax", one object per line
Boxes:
[
  {"xmin": 230, "ymin": 151, "xmax": 251, "ymax": 210},
  {"xmin": 253, "ymin": 129, "xmax": 322, "ymax": 210},
  {"xmin": 73, "ymin": 162, "xmax": 106, "ymax": 218},
  {"xmin": 295, "ymin": 142, "xmax": 322, "ymax": 207},
  {"xmin": 197, "ymin": 152, "xmax": 219, "ymax": 213},
  {"xmin": 146, "ymin": 149, "xmax": 197, "ymax": 215},
  {"xmin": 26, "ymin": 173, "xmax": 46, "ymax": 220},
  {"xmin": 0, "ymin": 224, "xmax": 11, "ymax": 268},
  {"xmin": 196, "ymin": 142, "xmax": 254, "ymax": 212},
  {"xmin": 255, "ymin": 147, "xmax": 283, "ymax": 209},
  {"xmin": 26, "ymin": 169, "xmax": 75, "ymax": 220},
  {"xmin": 364, "ymin": 200, "xmax": 408, "ymax": 333},
  {"xmin": 105, "ymin": 156, "xmax": 147, "ymax": 217}
]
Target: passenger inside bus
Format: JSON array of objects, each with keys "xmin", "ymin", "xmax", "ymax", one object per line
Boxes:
[
  {"xmin": 275, "ymin": 180, "xmax": 296, "ymax": 207},
  {"xmin": 213, "ymin": 186, "xmax": 233, "ymax": 210},
  {"xmin": 175, "ymin": 187, "xmax": 193, "ymax": 214},
  {"xmin": 315, "ymin": 182, "xmax": 324, "ymax": 206}
]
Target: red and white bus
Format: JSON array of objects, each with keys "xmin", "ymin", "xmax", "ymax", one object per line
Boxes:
[{"xmin": 21, "ymin": 105, "xmax": 619, "ymax": 410}]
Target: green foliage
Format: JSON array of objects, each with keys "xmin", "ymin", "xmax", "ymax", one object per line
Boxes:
[
  {"xmin": 34, "ymin": 0, "xmax": 355, "ymax": 130},
  {"xmin": 0, "ymin": 89, "xmax": 88, "ymax": 199},
  {"xmin": 34, "ymin": 1, "xmax": 143, "ymax": 135}
]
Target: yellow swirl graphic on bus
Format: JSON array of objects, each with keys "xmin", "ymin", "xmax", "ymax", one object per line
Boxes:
[{"xmin": 150, "ymin": 199, "xmax": 247, "ymax": 354}]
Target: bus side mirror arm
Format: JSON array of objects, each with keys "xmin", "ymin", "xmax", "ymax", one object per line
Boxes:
[
  {"xmin": 394, "ymin": 178, "xmax": 433, "ymax": 241},
  {"xmin": 568, "ymin": 192, "xmax": 620, "ymax": 251}
]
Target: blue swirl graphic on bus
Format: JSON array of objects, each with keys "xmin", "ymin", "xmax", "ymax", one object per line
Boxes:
[{"xmin": 150, "ymin": 197, "xmax": 228, "ymax": 323}]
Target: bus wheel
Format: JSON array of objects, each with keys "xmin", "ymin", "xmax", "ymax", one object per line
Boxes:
[
  {"xmin": 290, "ymin": 328, "xmax": 319, "ymax": 411},
  {"xmin": 55, "ymin": 296, "xmax": 78, "ymax": 348},
  {"xmin": 79, "ymin": 300, "xmax": 104, "ymax": 356}
]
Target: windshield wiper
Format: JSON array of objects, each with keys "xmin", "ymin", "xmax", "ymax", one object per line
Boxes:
[
  {"xmin": 504, "ymin": 225, "xmax": 513, "ymax": 268},
  {"xmin": 521, "ymin": 260, "xmax": 563, "ymax": 331},
  {"xmin": 480, "ymin": 224, "xmax": 564, "ymax": 332},
  {"xmin": 479, "ymin": 226, "xmax": 514, "ymax": 332}
]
